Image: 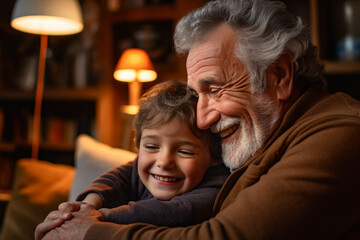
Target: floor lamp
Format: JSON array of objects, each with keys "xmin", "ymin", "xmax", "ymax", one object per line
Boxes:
[{"xmin": 10, "ymin": 0, "xmax": 84, "ymax": 159}]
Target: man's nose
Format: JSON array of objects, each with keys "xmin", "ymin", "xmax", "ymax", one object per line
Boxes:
[
  {"xmin": 156, "ymin": 150, "xmax": 175, "ymax": 169},
  {"xmin": 196, "ymin": 95, "xmax": 220, "ymax": 130}
]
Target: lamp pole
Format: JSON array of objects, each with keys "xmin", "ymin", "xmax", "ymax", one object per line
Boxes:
[
  {"xmin": 128, "ymin": 80, "xmax": 141, "ymax": 106},
  {"xmin": 32, "ymin": 34, "xmax": 48, "ymax": 159}
]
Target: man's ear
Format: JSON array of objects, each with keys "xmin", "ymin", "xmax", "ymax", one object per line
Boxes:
[{"xmin": 272, "ymin": 52, "xmax": 294, "ymax": 101}]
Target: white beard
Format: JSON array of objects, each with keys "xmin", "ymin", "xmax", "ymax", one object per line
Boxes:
[{"xmin": 214, "ymin": 94, "xmax": 280, "ymax": 170}]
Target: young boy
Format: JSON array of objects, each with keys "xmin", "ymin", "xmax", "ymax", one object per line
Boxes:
[{"xmin": 44, "ymin": 81, "xmax": 229, "ymax": 229}]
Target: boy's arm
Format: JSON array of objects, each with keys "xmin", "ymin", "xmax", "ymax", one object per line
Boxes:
[
  {"xmin": 105, "ymin": 187, "xmax": 218, "ymax": 226},
  {"xmin": 76, "ymin": 159, "xmax": 138, "ymax": 208},
  {"xmin": 81, "ymin": 192, "xmax": 104, "ymax": 209},
  {"xmin": 105, "ymin": 164, "xmax": 229, "ymax": 227}
]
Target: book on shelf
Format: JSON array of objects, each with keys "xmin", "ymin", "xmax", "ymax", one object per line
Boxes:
[
  {"xmin": 0, "ymin": 108, "xmax": 3, "ymax": 142},
  {"xmin": 26, "ymin": 116, "xmax": 78, "ymax": 145},
  {"xmin": 13, "ymin": 113, "xmax": 28, "ymax": 143},
  {"xmin": 45, "ymin": 117, "xmax": 78, "ymax": 144},
  {"xmin": 0, "ymin": 157, "xmax": 14, "ymax": 190}
]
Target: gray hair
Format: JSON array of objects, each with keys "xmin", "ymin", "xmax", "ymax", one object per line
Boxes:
[{"xmin": 174, "ymin": 0, "xmax": 325, "ymax": 92}]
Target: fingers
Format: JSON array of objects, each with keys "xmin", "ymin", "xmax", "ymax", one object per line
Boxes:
[
  {"xmin": 80, "ymin": 203, "xmax": 92, "ymax": 209},
  {"xmin": 71, "ymin": 206, "xmax": 105, "ymax": 221},
  {"xmin": 34, "ymin": 212, "xmax": 70, "ymax": 240},
  {"xmin": 34, "ymin": 219, "xmax": 60, "ymax": 240},
  {"xmin": 37, "ymin": 208, "xmax": 104, "ymax": 240},
  {"xmin": 98, "ymin": 208, "xmax": 110, "ymax": 219},
  {"xmin": 58, "ymin": 201, "xmax": 82, "ymax": 212},
  {"xmin": 45, "ymin": 210, "xmax": 73, "ymax": 222}
]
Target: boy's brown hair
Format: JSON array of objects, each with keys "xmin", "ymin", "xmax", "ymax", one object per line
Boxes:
[{"xmin": 134, "ymin": 81, "xmax": 222, "ymax": 162}]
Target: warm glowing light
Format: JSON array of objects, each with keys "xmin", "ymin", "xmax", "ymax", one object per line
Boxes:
[
  {"xmin": 11, "ymin": 15, "xmax": 83, "ymax": 35},
  {"xmin": 114, "ymin": 48, "xmax": 157, "ymax": 83},
  {"xmin": 114, "ymin": 69, "xmax": 157, "ymax": 82},
  {"xmin": 121, "ymin": 105, "xmax": 139, "ymax": 115},
  {"xmin": 138, "ymin": 70, "xmax": 157, "ymax": 82},
  {"xmin": 114, "ymin": 69, "xmax": 137, "ymax": 82},
  {"xmin": 114, "ymin": 48, "xmax": 157, "ymax": 106},
  {"xmin": 11, "ymin": 0, "xmax": 83, "ymax": 36}
]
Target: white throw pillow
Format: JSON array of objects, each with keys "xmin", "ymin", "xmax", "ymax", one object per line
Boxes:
[{"xmin": 69, "ymin": 134, "xmax": 137, "ymax": 201}]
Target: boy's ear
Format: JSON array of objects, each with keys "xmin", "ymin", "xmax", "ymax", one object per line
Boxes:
[{"xmin": 272, "ymin": 51, "xmax": 294, "ymax": 101}]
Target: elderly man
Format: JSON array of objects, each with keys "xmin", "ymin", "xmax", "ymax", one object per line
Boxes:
[{"xmin": 36, "ymin": 0, "xmax": 360, "ymax": 239}]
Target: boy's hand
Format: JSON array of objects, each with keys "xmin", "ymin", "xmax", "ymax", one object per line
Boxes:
[
  {"xmin": 98, "ymin": 208, "xmax": 111, "ymax": 219},
  {"xmin": 58, "ymin": 201, "xmax": 82, "ymax": 212}
]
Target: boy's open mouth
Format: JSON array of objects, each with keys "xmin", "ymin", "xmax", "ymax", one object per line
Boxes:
[{"xmin": 152, "ymin": 174, "xmax": 179, "ymax": 182}]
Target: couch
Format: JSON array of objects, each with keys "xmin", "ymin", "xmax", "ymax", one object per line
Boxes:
[{"xmin": 0, "ymin": 134, "xmax": 137, "ymax": 240}]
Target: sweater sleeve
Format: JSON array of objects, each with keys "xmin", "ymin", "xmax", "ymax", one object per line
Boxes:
[
  {"xmin": 77, "ymin": 157, "xmax": 142, "ymax": 207},
  {"xmin": 106, "ymin": 188, "xmax": 215, "ymax": 227}
]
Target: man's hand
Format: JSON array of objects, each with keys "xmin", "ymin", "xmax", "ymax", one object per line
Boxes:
[
  {"xmin": 34, "ymin": 210, "xmax": 73, "ymax": 240},
  {"xmin": 35, "ymin": 201, "xmax": 83, "ymax": 240},
  {"xmin": 35, "ymin": 203, "xmax": 104, "ymax": 240}
]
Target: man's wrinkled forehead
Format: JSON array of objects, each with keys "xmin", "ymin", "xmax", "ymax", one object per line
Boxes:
[
  {"xmin": 187, "ymin": 23, "xmax": 236, "ymax": 65},
  {"xmin": 186, "ymin": 24, "xmax": 237, "ymax": 87}
]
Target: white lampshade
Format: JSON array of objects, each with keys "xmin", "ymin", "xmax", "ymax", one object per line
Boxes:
[{"xmin": 11, "ymin": 0, "xmax": 84, "ymax": 36}]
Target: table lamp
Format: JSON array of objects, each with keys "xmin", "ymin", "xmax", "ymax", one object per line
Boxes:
[
  {"xmin": 113, "ymin": 48, "xmax": 157, "ymax": 110},
  {"xmin": 114, "ymin": 48, "xmax": 156, "ymax": 150},
  {"xmin": 11, "ymin": 0, "xmax": 84, "ymax": 159}
]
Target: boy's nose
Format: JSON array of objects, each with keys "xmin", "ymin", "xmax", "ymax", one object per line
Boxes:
[{"xmin": 156, "ymin": 151, "xmax": 175, "ymax": 169}]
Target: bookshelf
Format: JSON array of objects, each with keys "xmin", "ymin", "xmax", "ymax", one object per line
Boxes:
[
  {"xmin": 283, "ymin": 0, "xmax": 360, "ymax": 99},
  {"xmin": 309, "ymin": 0, "xmax": 360, "ymax": 99}
]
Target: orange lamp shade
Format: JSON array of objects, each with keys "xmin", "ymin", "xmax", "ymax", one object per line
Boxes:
[{"xmin": 113, "ymin": 48, "xmax": 157, "ymax": 82}]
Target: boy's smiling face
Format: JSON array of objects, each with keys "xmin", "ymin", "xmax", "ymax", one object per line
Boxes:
[{"xmin": 138, "ymin": 118, "xmax": 212, "ymax": 200}]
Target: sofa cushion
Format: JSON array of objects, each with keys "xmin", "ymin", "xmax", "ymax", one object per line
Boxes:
[
  {"xmin": 0, "ymin": 159, "xmax": 75, "ymax": 240},
  {"xmin": 68, "ymin": 134, "xmax": 137, "ymax": 201},
  {"xmin": 0, "ymin": 134, "xmax": 137, "ymax": 240}
]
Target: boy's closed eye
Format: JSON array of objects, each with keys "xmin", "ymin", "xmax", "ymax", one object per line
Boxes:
[
  {"xmin": 144, "ymin": 144, "xmax": 159, "ymax": 152},
  {"xmin": 178, "ymin": 149, "xmax": 196, "ymax": 156}
]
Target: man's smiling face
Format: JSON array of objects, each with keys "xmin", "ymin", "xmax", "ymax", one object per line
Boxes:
[{"xmin": 187, "ymin": 24, "xmax": 280, "ymax": 169}]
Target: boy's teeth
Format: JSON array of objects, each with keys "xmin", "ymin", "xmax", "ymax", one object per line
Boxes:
[{"xmin": 154, "ymin": 175, "xmax": 178, "ymax": 182}]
